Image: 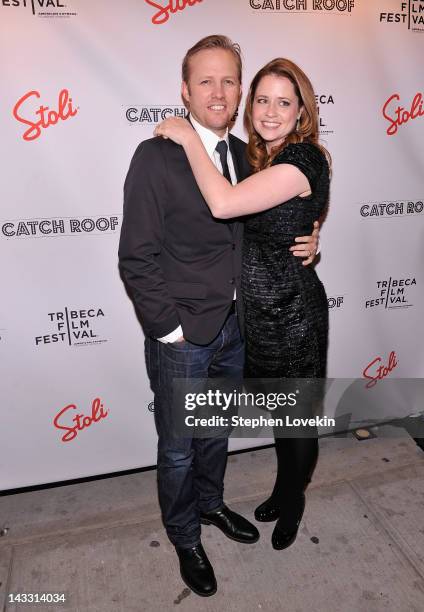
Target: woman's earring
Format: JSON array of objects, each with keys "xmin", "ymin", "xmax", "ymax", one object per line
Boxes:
[{"xmin": 296, "ymin": 116, "xmax": 300, "ymax": 131}]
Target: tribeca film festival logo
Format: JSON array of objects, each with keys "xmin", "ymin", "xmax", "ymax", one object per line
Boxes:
[
  {"xmin": 35, "ymin": 307, "xmax": 107, "ymax": 347},
  {"xmin": 363, "ymin": 351, "xmax": 398, "ymax": 389},
  {"xmin": 13, "ymin": 89, "xmax": 78, "ymax": 142},
  {"xmin": 250, "ymin": 0, "xmax": 354, "ymax": 14},
  {"xmin": 365, "ymin": 277, "xmax": 417, "ymax": 310},
  {"xmin": 360, "ymin": 199, "xmax": 423, "ymax": 219},
  {"xmin": 380, "ymin": 0, "xmax": 424, "ymax": 33},
  {"xmin": 1, "ymin": 0, "xmax": 77, "ymax": 18},
  {"xmin": 316, "ymin": 93, "xmax": 335, "ymax": 136},
  {"xmin": 144, "ymin": 0, "xmax": 203, "ymax": 25},
  {"xmin": 126, "ymin": 105, "xmax": 187, "ymax": 124},
  {"xmin": 382, "ymin": 92, "xmax": 423, "ymax": 136},
  {"xmin": 2, "ymin": 215, "xmax": 120, "ymax": 239},
  {"xmin": 53, "ymin": 397, "xmax": 109, "ymax": 442}
]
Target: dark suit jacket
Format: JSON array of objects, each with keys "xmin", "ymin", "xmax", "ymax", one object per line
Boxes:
[{"xmin": 118, "ymin": 133, "xmax": 250, "ymax": 345}]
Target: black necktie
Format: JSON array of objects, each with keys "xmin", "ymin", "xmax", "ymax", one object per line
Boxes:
[{"xmin": 215, "ymin": 140, "xmax": 232, "ymax": 184}]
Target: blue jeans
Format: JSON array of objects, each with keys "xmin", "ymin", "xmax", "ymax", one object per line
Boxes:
[{"xmin": 145, "ymin": 312, "xmax": 244, "ymax": 548}]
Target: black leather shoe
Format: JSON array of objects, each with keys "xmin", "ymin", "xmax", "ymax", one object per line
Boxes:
[
  {"xmin": 271, "ymin": 494, "xmax": 305, "ymax": 551},
  {"xmin": 254, "ymin": 496, "xmax": 280, "ymax": 522},
  {"xmin": 414, "ymin": 438, "xmax": 424, "ymax": 451},
  {"xmin": 200, "ymin": 504, "xmax": 259, "ymax": 543},
  {"xmin": 176, "ymin": 543, "xmax": 217, "ymax": 597}
]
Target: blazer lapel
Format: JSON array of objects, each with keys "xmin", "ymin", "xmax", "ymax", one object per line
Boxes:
[{"xmin": 186, "ymin": 119, "xmax": 240, "ymax": 237}]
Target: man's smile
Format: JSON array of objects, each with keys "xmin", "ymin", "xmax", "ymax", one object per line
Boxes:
[{"xmin": 208, "ymin": 104, "xmax": 226, "ymax": 111}]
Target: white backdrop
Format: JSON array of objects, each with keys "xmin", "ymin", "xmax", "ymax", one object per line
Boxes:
[{"xmin": 1, "ymin": 0, "xmax": 423, "ymax": 490}]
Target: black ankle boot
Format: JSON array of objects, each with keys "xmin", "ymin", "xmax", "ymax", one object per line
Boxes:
[
  {"xmin": 254, "ymin": 496, "xmax": 280, "ymax": 522},
  {"xmin": 271, "ymin": 493, "xmax": 305, "ymax": 550}
]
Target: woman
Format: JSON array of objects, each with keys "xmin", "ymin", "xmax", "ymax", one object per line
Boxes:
[{"xmin": 155, "ymin": 58, "xmax": 330, "ymax": 550}]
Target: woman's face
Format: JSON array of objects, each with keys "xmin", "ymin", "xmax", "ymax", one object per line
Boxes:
[{"xmin": 252, "ymin": 74, "xmax": 302, "ymax": 153}]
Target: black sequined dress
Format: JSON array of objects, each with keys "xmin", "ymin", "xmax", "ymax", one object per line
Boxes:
[{"xmin": 242, "ymin": 142, "xmax": 329, "ymax": 380}]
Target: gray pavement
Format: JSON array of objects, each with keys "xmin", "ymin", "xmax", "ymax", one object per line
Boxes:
[{"xmin": 1, "ymin": 434, "xmax": 424, "ymax": 611}]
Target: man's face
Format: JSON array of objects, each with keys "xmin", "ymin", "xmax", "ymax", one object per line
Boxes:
[{"xmin": 182, "ymin": 48, "xmax": 242, "ymax": 137}]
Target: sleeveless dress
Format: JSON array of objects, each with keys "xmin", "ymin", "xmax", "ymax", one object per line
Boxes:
[{"xmin": 242, "ymin": 142, "xmax": 329, "ymax": 380}]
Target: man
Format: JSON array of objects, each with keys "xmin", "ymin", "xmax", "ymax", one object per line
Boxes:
[{"xmin": 119, "ymin": 35, "xmax": 318, "ymax": 597}]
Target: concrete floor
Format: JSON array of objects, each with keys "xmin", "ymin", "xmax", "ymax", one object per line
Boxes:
[{"xmin": 1, "ymin": 433, "xmax": 424, "ymax": 612}]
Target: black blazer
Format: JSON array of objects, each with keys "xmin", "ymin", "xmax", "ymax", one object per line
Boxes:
[{"xmin": 118, "ymin": 133, "xmax": 250, "ymax": 345}]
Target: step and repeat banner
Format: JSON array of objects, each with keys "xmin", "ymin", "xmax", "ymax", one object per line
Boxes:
[{"xmin": 1, "ymin": 0, "xmax": 423, "ymax": 490}]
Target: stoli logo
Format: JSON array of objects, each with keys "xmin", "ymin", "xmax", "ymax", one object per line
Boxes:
[
  {"xmin": 362, "ymin": 351, "xmax": 398, "ymax": 389},
  {"xmin": 382, "ymin": 92, "xmax": 423, "ymax": 136},
  {"xmin": 144, "ymin": 0, "xmax": 203, "ymax": 25},
  {"xmin": 13, "ymin": 89, "xmax": 78, "ymax": 142},
  {"xmin": 53, "ymin": 397, "xmax": 109, "ymax": 442}
]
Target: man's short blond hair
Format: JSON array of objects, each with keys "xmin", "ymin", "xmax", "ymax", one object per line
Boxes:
[{"xmin": 182, "ymin": 34, "xmax": 242, "ymax": 84}]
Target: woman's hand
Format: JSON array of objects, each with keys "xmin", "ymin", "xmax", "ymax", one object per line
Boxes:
[
  {"xmin": 290, "ymin": 220, "xmax": 320, "ymax": 266},
  {"xmin": 154, "ymin": 117, "xmax": 195, "ymax": 146}
]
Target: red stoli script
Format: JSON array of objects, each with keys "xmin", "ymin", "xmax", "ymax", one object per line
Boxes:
[
  {"xmin": 53, "ymin": 398, "xmax": 109, "ymax": 442},
  {"xmin": 362, "ymin": 351, "xmax": 398, "ymax": 389},
  {"xmin": 13, "ymin": 89, "xmax": 78, "ymax": 141},
  {"xmin": 382, "ymin": 92, "xmax": 423, "ymax": 136},
  {"xmin": 145, "ymin": 0, "xmax": 203, "ymax": 25}
]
